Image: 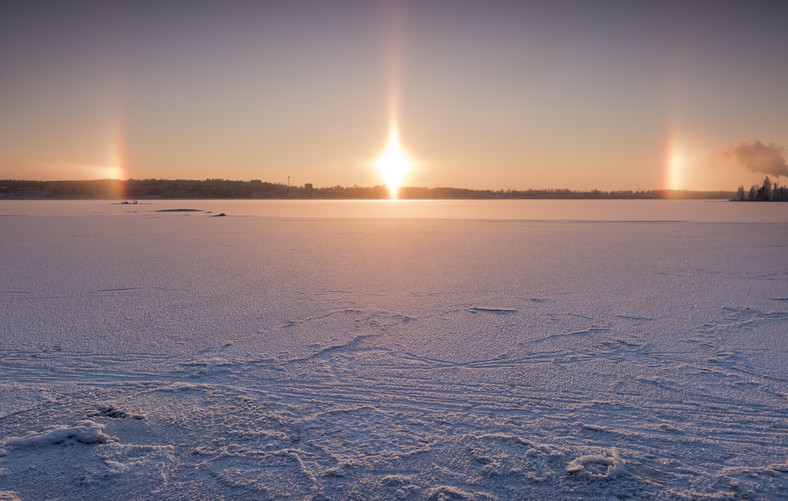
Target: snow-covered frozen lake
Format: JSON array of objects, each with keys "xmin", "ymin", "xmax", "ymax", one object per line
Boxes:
[{"xmin": 1, "ymin": 199, "xmax": 786, "ymax": 500}]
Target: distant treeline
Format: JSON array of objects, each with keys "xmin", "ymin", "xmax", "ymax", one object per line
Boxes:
[
  {"xmin": 0, "ymin": 178, "xmax": 738, "ymax": 200},
  {"xmin": 735, "ymin": 177, "xmax": 787, "ymax": 202}
]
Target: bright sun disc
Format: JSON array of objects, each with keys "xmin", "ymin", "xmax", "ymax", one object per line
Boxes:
[{"xmin": 377, "ymin": 128, "xmax": 411, "ymax": 197}]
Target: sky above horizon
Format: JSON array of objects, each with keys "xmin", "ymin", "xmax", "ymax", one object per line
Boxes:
[{"xmin": 1, "ymin": 0, "xmax": 787, "ymax": 191}]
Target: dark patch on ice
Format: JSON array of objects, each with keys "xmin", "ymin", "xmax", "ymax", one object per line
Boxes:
[
  {"xmin": 615, "ymin": 314, "xmax": 654, "ymax": 321},
  {"xmin": 92, "ymin": 406, "xmax": 144, "ymax": 420},
  {"xmin": 469, "ymin": 306, "xmax": 517, "ymax": 314},
  {"xmin": 529, "ymin": 298, "xmax": 552, "ymax": 303},
  {"xmin": 155, "ymin": 208, "xmax": 202, "ymax": 212},
  {"xmin": 770, "ymin": 297, "xmax": 788, "ymax": 301},
  {"xmin": 602, "ymin": 219, "xmax": 686, "ymax": 223},
  {"xmin": 211, "ymin": 213, "xmax": 226, "ymax": 217},
  {"xmin": 578, "ymin": 422, "xmax": 607, "ymax": 433},
  {"xmin": 95, "ymin": 287, "xmax": 140, "ymax": 293},
  {"xmin": 748, "ymin": 272, "xmax": 781, "ymax": 281}
]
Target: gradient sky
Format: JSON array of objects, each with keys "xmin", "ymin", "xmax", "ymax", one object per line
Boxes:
[{"xmin": 1, "ymin": 0, "xmax": 787, "ymax": 191}]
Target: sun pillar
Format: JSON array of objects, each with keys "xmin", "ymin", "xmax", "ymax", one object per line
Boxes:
[
  {"xmin": 377, "ymin": 127, "xmax": 411, "ymax": 198},
  {"xmin": 375, "ymin": 2, "xmax": 412, "ymax": 198}
]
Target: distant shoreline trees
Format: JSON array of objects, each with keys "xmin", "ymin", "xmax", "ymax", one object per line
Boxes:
[
  {"xmin": 0, "ymin": 178, "xmax": 741, "ymax": 201},
  {"xmin": 736, "ymin": 177, "xmax": 787, "ymax": 202}
]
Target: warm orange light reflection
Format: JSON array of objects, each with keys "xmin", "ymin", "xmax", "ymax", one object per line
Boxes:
[{"xmin": 376, "ymin": 127, "xmax": 411, "ymax": 198}]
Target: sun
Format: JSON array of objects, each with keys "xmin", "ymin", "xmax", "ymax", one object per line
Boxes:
[{"xmin": 376, "ymin": 127, "xmax": 411, "ymax": 198}]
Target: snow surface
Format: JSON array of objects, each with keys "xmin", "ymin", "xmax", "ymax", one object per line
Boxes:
[{"xmin": 0, "ymin": 200, "xmax": 786, "ymax": 500}]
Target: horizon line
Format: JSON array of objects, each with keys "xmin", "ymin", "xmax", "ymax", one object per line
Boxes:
[{"xmin": 0, "ymin": 178, "xmax": 742, "ymax": 195}]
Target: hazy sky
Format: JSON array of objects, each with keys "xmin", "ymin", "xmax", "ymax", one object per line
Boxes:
[{"xmin": 1, "ymin": 0, "xmax": 787, "ymax": 190}]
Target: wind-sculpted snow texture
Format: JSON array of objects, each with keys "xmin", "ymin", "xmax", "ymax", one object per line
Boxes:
[{"xmin": 1, "ymin": 201, "xmax": 786, "ymax": 500}]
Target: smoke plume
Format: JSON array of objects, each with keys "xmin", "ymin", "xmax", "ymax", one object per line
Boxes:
[{"xmin": 721, "ymin": 139, "xmax": 788, "ymax": 178}]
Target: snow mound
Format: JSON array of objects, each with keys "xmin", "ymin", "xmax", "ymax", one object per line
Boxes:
[
  {"xmin": 566, "ymin": 447, "xmax": 628, "ymax": 480},
  {"xmin": 2, "ymin": 420, "xmax": 112, "ymax": 449},
  {"xmin": 424, "ymin": 485, "xmax": 497, "ymax": 500}
]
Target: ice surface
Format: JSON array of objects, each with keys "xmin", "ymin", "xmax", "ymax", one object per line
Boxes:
[{"xmin": 0, "ymin": 200, "xmax": 786, "ymax": 499}]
